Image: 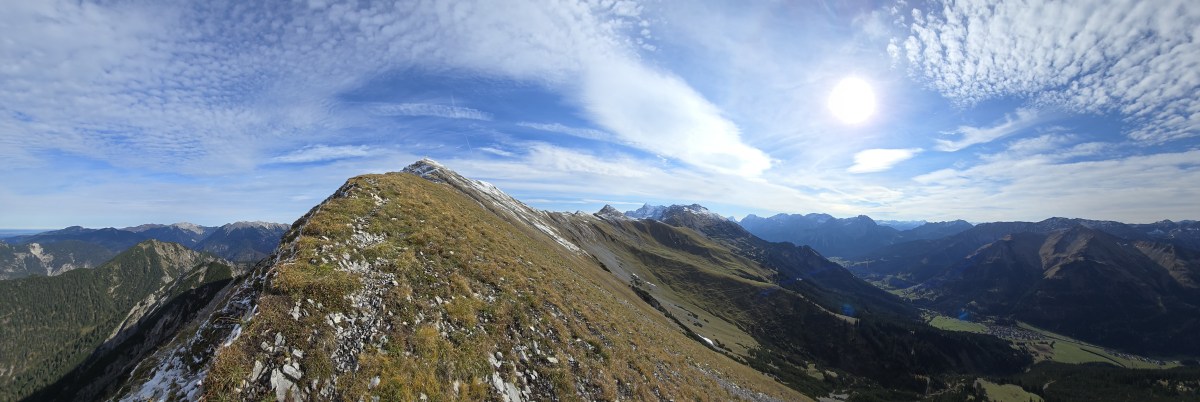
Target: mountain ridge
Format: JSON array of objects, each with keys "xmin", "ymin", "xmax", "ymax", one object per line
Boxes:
[
  {"xmin": 120, "ymin": 160, "xmax": 809, "ymax": 401},
  {"xmin": 0, "ymin": 221, "xmax": 289, "ymax": 279}
]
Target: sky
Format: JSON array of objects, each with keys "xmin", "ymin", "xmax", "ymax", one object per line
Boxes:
[{"xmin": 1, "ymin": 0, "xmax": 1198, "ymax": 229}]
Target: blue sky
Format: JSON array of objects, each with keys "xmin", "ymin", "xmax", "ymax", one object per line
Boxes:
[{"xmin": 1, "ymin": 0, "xmax": 1198, "ymax": 228}]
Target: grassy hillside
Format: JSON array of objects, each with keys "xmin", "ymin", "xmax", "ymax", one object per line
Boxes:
[
  {"xmin": 560, "ymin": 215, "xmax": 1030, "ymax": 397},
  {"xmin": 202, "ymin": 172, "xmax": 806, "ymax": 401}
]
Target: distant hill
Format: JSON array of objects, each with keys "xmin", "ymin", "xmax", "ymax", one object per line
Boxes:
[
  {"xmin": 194, "ymin": 221, "xmax": 290, "ymax": 263},
  {"xmin": 737, "ymin": 213, "xmax": 973, "ymax": 258},
  {"xmin": 1, "ymin": 222, "xmax": 287, "ymax": 279},
  {"xmin": 0, "ymin": 229, "xmax": 49, "ymax": 240},
  {"xmin": 876, "ymin": 219, "xmax": 927, "ymax": 231},
  {"xmin": 0, "ymin": 240, "xmax": 236, "ymax": 401}
]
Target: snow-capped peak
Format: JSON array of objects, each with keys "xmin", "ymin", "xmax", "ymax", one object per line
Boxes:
[{"xmin": 624, "ymin": 204, "xmax": 668, "ymax": 220}]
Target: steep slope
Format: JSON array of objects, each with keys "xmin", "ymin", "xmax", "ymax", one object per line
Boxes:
[
  {"xmin": 550, "ymin": 205, "xmax": 1028, "ymax": 395},
  {"xmin": 0, "ymin": 241, "xmax": 235, "ymax": 401},
  {"xmin": 655, "ymin": 205, "xmax": 915, "ymax": 320},
  {"xmin": 1135, "ymin": 241, "xmax": 1200, "ymax": 288},
  {"xmin": 909, "ymin": 232, "xmax": 1048, "ymax": 316},
  {"xmin": 120, "ymin": 161, "xmax": 805, "ymax": 401},
  {"xmin": 194, "ymin": 221, "xmax": 289, "ymax": 263}
]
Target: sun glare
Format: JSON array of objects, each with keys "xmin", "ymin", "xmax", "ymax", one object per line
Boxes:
[{"xmin": 828, "ymin": 77, "xmax": 877, "ymax": 124}]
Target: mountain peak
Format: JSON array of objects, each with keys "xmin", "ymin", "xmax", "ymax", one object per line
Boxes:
[
  {"xmin": 123, "ymin": 223, "xmax": 166, "ymax": 232},
  {"xmin": 624, "ymin": 203, "xmax": 667, "ymax": 220},
  {"xmin": 221, "ymin": 221, "xmax": 286, "ymax": 231},
  {"xmin": 595, "ymin": 204, "xmax": 627, "ymax": 220},
  {"xmin": 170, "ymin": 222, "xmax": 208, "ymax": 235},
  {"xmin": 402, "ymin": 158, "xmax": 450, "ymax": 182}
]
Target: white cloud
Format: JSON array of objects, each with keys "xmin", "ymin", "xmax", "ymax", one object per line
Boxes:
[
  {"xmin": 903, "ymin": 144, "xmax": 1200, "ymax": 222},
  {"xmin": 847, "ymin": 148, "xmax": 922, "ymax": 173},
  {"xmin": 523, "ymin": 143, "xmax": 650, "ymax": 178},
  {"xmin": 579, "ymin": 58, "xmax": 773, "ymax": 176},
  {"xmin": 1002, "ymin": 133, "xmax": 1075, "ymax": 156},
  {"xmin": 477, "ymin": 147, "xmax": 515, "ymax": 157},
  {"xmin": 0, "ymin": 0, "xmax": 770, "ymax": 178},
  {"xmin": 367, "ymin": 103, "xmax": 491, "ymax": 120},
  {"xmin": 270, "ymin": 145, "xmax": 372, "ymax": 164},
  {"xmin": 517, "ymin": 122, "xmax": 612, "ymax": 142},
  {"xmin": 935, "ymin": 108, "xmax": 1041, "ymax": 152},
  {"xmin": 897, "ymin": 0, "xmax": 1200, "ymax": 143}
]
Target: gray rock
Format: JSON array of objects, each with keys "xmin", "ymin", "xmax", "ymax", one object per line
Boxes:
[
  {"xmin": 270, "ymin": 369, "xmax": 297, "ymax": 401},
  {"xmin": 250, "ymin": 360, "xmax": 264, "ymax": 380},
  {"xmin": 283, "ymin": 361, "xmax": 303, "ymax": 379}
]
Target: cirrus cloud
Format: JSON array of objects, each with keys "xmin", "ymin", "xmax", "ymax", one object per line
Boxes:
[
  {"xmin": 847, "ymin": 148, "xmax": 922, "ymax": 173},
  {"xmin": 270, "ymin": 145, "xmax": 373, "ymax": 164},
  {"xmin": 892, "ymin": 0, "xmax": 1200, "ymax": 143}
]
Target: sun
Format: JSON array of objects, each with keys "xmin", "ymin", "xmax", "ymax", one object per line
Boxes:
[{"xmin": 828, "ymin": 77, "xmax": 877, "ymax": 124}]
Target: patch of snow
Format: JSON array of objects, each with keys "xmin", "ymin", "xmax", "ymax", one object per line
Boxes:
[
  {"xmin": 171, "ymin": 222, "xmax": 209, "ymax": 235},
  {"xmin": 404, "ymin": 159, "xmax": 582, "ymax": 254}
]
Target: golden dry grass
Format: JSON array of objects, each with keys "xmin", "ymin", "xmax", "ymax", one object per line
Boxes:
[{"xmin": 206, "ymin": 172, "xmax": 808, "ymax": 401}]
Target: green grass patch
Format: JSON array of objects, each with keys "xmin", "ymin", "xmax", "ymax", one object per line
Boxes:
[
  {"xmin": 974, "ymin": 378, "xmax": 1044, "ymax": 402},
  {"xmin": 927, "ymin": 315, "xmax": 988, "ymax": 334}
]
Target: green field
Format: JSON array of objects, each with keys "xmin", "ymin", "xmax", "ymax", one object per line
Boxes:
[
  {"xmin": 927, "ymin": 315, "xmax": 988, "ymax": 333},
  {"xmin": 1014, "ymin": 323, "xmax": 1178, "ymax": 369},
  {"xmin": 926, "ymin": 314, "xmax": 1178, "ymax": 369},
  {"xmin": 975, "ymin": 379, "xmax": 1044, "ymax": 402}
]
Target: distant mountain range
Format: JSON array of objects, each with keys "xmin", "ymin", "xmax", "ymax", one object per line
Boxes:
[
  {"xmin": 852, "ymin": 218, "xmax": 1200, "ymax": 357},
  {"xmin": 653, "ymin": 210, "xmax": 971, "ymax": 259},
  {"xmin": 629, "ymin": 206, "xmax": 1200, "ymax": 360},
  {"xmin": 0, "ymin": 222, "xmax": 288, "ymax": 279},
  {"xmin": 3, "ymin": 161, "xmax": 1198, "ymax": 401}
]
